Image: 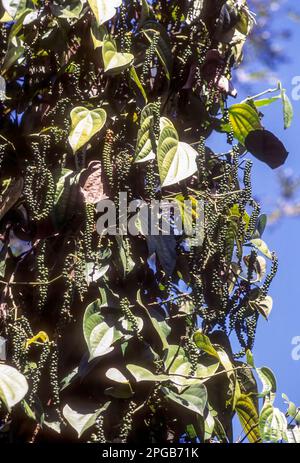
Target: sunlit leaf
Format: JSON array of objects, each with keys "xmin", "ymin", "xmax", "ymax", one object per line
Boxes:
[
  {"xmin": 90, "ymin": 21, "xmax": 107, "ymax": 49},
  {"xmin": 225, "ymin": 103, "xmax": 262, "ymax": 144},
  {"xmin": 162, "ymin": 384, "xmax": 207, "ymax": 416},
  {"xmin": 193, "ymin": 331, "xmax": 219, "ymax": 359},
  {"xmin": 2, "ymin": 0, "xmax": 27, "ymax": 19},
  {"xmin": 253, "ymin": 295, "xmax": 273, "ymax": 320},
  {"xmin": 68, "ymin": 107, "xmax": 107, "ymax": 153},
  {"xmin": 287, "ymin": 426, "xmax": 300, "ymax": 443},
  {"xmin": 0, "ymin": 10, "xmax": 13, "ymax": 21},
  {"xmin": 259, "ymin": 402, "xmax": 287, "ymax": 443},
  {"xmin": 256, "ymin": 366, "xmax": 276, "ymax": 397},
  {"xmin": 83, "ymin": 300, "xmax": 116, "ymax": 360},
  {"xmin": 250, "ymin": 238, "xmax": 272, "ymax": 260},
  {"xmin": 157, "ymin": 121, "xmax": 198, "ymax": 187},
  {"xmin": 134, "ymin": 103, "xmax": 156, "ymax": 163},
  {"xmin": 89, "ymin": 323, "xmax": 114, "ymax": 359},
  {"xmin": 129, "ymin": 66, "xmax": 148, "ymax": 103},
  {"xmin": 244, "ymin": 255, "xmax": 267, "ymax": 282},
  {"xmin": 62, "ymin": 402, "xmax": 110, "ymax": 438},
  {"xmin": 279, "ymin": 82, "xmax": 293, "ymax": 129},
  {"xmin": 25, "ymin": 331, "xmax": 49, "ymax": 349},
  {"xmin": 51, "ymin": 0, "xmax": 84, "ymax": 19},
  {"xmin": 0, "ymin": 364, "xmax": 28, "ymax": 410},
  {"xmin": 127, "ymin": 364, "xmax": 169, "ymax": 383},
  {"xmin": 246, "ymin": 350, "xmax": 255, "ymax": 368},
  {"xmin": 102, "ymin": 36, "xmax": 134, "ymax": 75},
  {"xmin": 0, "ymin": 76, "xmax": 6, "ymax": 101},
  {"xmin": 87, "ymin": 0, "xmax": 121, "ymax": 25},
  {"xmin": 105, "ymin": 368, "xmax": 128, "ymax": 383},
  {"xmin": 282, "ymin": 393, "xmax": 299, "ymax": 419},
  {"xmin": 236, "ymin": 394, "xmax": 260, "ymax": 443},
  {"xmin": 253, "ymin": 96, "xmax": 281, "ymax": 107}
]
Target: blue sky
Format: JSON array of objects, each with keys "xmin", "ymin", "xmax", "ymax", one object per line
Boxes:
[
  {"xmin": 248, "ymin": 7, "xmax": 300, "ymax": 407},
  {"xmin": 210, "ymin": 1, "xmax": 300, "ymax": 410}
]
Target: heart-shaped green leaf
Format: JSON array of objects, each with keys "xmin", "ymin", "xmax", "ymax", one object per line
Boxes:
[
  {"xmin": 102, "ymin": 36, "xmax": 134, "ymax": 75},
  {"xmin": 83, "ymin": 299, "xmax": 116, "ymax": 360},
  {"xmin": 157, "ymin": 121, "xmax": 198, "ymax": 187},
  {"xmin": 63, "ymin": 402, "xmax": 110, "ymax": 438},
  {"xmin": 68, "ymin": 106, "xmax": 107, "ymax": 153},
  {"xmin": 89, "ymin": 323, "xmax": 115, "ymax": 360},
  {"xmin": 0, "ymin": 364, "xmax": 28, "ymax": 410},
  {"xmin": 134, "ymin": 103, "xmax": 156, "ymax": 163},
  {"xmin": 87, "ymin": 0, "xmax": 121, "ymax": 25},
  {"xmin": 225, "ymin": 103, "xmax": 262, "ymax": 144}
]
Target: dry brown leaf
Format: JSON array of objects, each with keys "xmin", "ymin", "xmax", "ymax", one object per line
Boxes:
[{"xmin": 79, "ymin": 161, "xmax": 108, "ymax": 204}]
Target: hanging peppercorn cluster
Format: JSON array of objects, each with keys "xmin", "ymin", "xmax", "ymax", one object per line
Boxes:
[{"xmin": 23, "ymin": 140, "xmax": 55, "ymax": 222}]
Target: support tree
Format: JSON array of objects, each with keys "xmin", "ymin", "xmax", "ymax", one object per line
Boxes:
[{"xmin": 0, "ymin": 0, "xmax": 298, "ymax": 444}]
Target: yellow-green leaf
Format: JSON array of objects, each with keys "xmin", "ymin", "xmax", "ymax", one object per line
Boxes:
[
  {"xmin": 280, "ymin": 87, "xmax": 293, "ymax": 129},
  {"xmin": 127, "ymin": 364, "xmax": 169, "ymax": 383},
  {"xmin": 105, "ymin": 368, "xmax": 129, "ymax": 384},
  {"xmin": 193, "ymin": 331, "xmax": 219, "ymax": 359},
  {"xmin": 90, "ymin": 21, "xmax": 107, "ymax": 49},
  {"xmin": 68, "ymin": 106, "xmax": 107, "ymax": 153},
  {"xmin": 250, "ymin": 238, "xmax": 272, "ymax": 260},
  {"xmin": 236, "ymin": 394, "xmax": 260, "ymax": 443},
  {"xmin": 134, "ymin": 103, "xmax": 156, "ymax": 163},
  {"xmin": 62, "ymin": 402, "xmax": 110, "ymax": 438},
  {"xmin": 2, "ymin": 0, "xmax": 27, "ymax": 19},
  {"xmin": 227, "ymin": 103, "xmax": 262, "ymax": 144},
  {"xmin": 87, "ymin": 0, "xmax": 121, "ymax": 25},
  {"xmin": 157, "ymin": 120, "xmax": 198, "ymax": 187},
  {"xmin": 0, "ymin": 364, "xmax": 28, "ymax": 410},
  {"xmin": 259, "ymin": 402, "xmax": 287, "ymax": 442},
  {"xmin": 130, "ymin": 66, "xmax": 147, "ymax": 104},
  {"xmin": 102, "ymin": 36, "xmax": 134, "ymax": 75}
]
